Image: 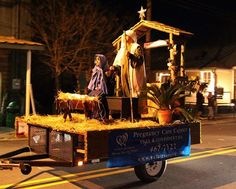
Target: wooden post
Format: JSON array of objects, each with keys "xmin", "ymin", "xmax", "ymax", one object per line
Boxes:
[
  {"xmin": 30, "ymin": 84, "xmax": 36, "ymax": 115},
  {"xmin": 0, "ymin": 73, "xmax": 1, "ymax": 107},
  {"xmin": 115, "ymin": 40, "xmax": 121, "ymax": 97},
  {"xmin": 180, "ymin": 44, "xmax": 185, "ymax": 77},
  {"xmin": 168, "ymin": 33, "xmax": 175, "ymax": 82},
  {"xmin": 25, "ymin": 50, "xmax": 31, "ymax": 117},
  {"xmin": 169, "ymin": 33, "xmax": 174, "ymax": 60},
  {"xmin": 115, "ymin": 75, "xmax": 120, "ymax": 96},
  {"xmin": 145, "ymin": 0, "xmax": 152, "ymax": 82}
]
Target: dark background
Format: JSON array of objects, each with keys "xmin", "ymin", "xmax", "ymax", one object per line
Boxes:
[
  {"xmin": 103, "ymin": 0, "xmax": 236, "ymax": 46},
  {"xmin": 32, "ymin": 0, "xmax": 236, "ymax": 114}
]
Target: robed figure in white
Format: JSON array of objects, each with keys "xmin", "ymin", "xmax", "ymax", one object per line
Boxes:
[{"xmin": 113, "ymin": 30, "xmax": 146, "ymax": 98}]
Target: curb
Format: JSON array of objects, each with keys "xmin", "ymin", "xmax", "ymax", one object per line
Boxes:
[
  {"xmin": 0, "ymin": 133, "xmax": 28, "ymax": 141},
  {"xmin": 0, "ymin": 137, "xmax": 28, "ymax": 141}
]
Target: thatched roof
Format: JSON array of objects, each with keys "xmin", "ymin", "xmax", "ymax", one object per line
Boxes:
[{"xmin": 112, "ymin": 20, "xmax": 193, "ymax": 48}]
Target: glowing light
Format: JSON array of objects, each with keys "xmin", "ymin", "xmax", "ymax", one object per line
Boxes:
[
  {"xmin": 167, "ymin": 62, "xmax": 172, "ymax": 67},
  {"xmin": 77, "ymin": 161, "xmax": 83, "ymax": 166}
]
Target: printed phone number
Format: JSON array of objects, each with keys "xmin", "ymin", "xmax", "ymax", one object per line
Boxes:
[{"xmin": 150, "ymin": 143, "xmax": 177, "ymax": 153}]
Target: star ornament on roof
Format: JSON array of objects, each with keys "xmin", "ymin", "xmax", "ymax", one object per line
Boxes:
[{"xmin": 138, "ymin": 6, "xmax": 146, "ymax": 20}]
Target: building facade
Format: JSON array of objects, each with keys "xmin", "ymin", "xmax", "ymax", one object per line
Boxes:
[{"xmin": 0, "ymin": 0, "xmax": 31, "ymax": 118}]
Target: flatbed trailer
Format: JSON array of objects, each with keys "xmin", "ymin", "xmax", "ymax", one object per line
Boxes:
[{"xmin": 0, "ymin": 116, "xmax": 201, "ymax": 183}]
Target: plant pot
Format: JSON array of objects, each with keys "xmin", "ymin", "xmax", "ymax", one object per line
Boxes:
[{"xmin": 157, "ymin": 109, "xmax": 172, "ymax": 125}]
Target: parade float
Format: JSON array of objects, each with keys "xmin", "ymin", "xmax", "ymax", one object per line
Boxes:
[{"xmin": 0, "ymin": 8, "xmax": 201, "ymax": 183}]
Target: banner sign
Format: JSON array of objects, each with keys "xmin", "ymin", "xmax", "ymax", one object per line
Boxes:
[{"xmin": 107, "ymin": 125, "xmax": 190, "ymax": 168}]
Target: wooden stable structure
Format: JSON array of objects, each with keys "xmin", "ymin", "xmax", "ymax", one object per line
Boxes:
[{"xmin": 112, "ymin": 20, "xmax": 193, "ymax": 82}]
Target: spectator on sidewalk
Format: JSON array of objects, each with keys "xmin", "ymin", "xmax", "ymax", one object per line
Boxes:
[
  {"xmin": 196, "ymin": 89, "xmax": 205, "ymax": 119},
  {"xmin": 207, "ymin": 92, "xmax": 217, "ymax": 119}
]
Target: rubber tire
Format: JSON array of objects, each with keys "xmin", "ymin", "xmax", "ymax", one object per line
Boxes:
[
  {"xmin": 20, "ymin": 164, "xmax": 32, "ymax": 175},
  {"xmin": 134, "ymin": 160, "xmax": 167, "ymax": 183}
]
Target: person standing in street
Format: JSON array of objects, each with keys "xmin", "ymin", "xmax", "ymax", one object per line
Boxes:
[
  {"xmin": 207, "ymin": 92, "xmax": 216, "ymax": 119},
  {"xmin": 196, "ymin": 89, "xmax": 205, "ymax": 118}
]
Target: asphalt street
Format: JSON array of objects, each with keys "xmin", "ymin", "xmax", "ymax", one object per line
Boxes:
[{"xmin": 0, "ymin": 114, "xmax": 235, "ymax": 189}]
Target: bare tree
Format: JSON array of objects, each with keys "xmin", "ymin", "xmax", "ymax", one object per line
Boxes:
[{"xmin": 29, "ymin": 0, "xmax": 123, "ymax": 93}]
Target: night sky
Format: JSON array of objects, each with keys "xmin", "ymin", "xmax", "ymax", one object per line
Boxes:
[
  {"xmin": 103, "ymin": 0, "xmax": 236, "ymax": 70},
  {"xmin": 154, "ymin": 0, "xmax": 236, "ymax": 46},
  {"xmin": 102, "ymin": 0, "xmax": 236, "ymax": 46}
]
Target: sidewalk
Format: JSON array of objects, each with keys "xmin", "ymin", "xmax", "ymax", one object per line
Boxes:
[
  {"xmin": 0, "ymin": 126, "xmax": 27, "ymax": 141},
  {"xmin": 200, "ymin": 112, "xmax": 236, "ymax": 120}
]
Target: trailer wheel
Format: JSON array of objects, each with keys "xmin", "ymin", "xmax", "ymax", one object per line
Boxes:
[
  {"xmin": 134, "ymin": 160, "xmax": 167, "ymax": 183},
  {"xmin": 20, "ymin": 164, "xmax": 32, "ymax": 175}
]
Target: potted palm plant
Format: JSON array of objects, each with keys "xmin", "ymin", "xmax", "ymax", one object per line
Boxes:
[{"xmin": 147, "ymin": 82, "xmax": 194, "ymax": 124}]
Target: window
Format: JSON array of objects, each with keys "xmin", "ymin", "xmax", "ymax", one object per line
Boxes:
[
  {"xmin": 156, "ymin": 73, "xmax": 170, "ymax": 83},
  {"xmin": 200, "ymin": 71, "xmax": 211, "ymax": 84}
]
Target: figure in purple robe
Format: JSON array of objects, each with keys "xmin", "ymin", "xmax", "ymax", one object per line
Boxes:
[
  {"xmin": 88, "ymin": 54, "xmax": 108, "ymax": 95},
  {"xmin": 86, "ymin": 54, "xmax": 109, "ymax": 122}
]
